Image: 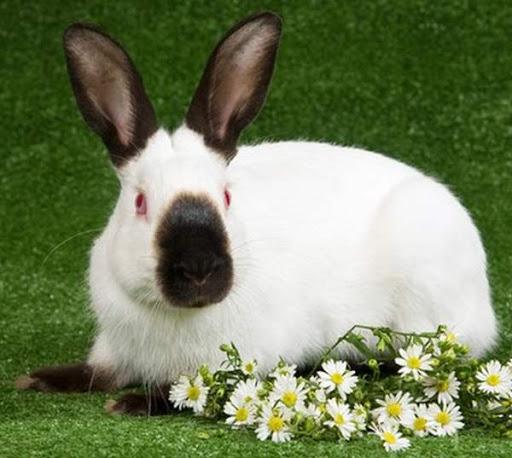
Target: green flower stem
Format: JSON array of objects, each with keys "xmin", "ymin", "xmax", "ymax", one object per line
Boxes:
[{"xmin": 308, "ymin": 324, "xmax": 439, "ymax": 376}]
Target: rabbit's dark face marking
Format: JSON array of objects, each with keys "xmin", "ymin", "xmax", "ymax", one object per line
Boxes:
[{"xmin": 155, "ymin": 193, "xmax": 233, "ymax": 308}]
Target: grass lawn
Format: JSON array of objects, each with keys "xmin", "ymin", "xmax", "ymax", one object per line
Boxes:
[{"xmin": 1, "ymin": 0, "xmax": 511, "ymax": 456}]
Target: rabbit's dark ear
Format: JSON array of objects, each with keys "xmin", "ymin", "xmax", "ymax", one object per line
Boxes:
[
  {"xmin": 63, "ymin": 24, "xmax": 157, "ymax": 167},
  {"xmin": 186, "ymin": 12, "xmax": 282, "ymax": 161}
]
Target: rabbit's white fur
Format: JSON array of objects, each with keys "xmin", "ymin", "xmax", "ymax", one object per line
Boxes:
[{"xmin": 88, "ymin": 126, "xmax": 496, "ymax": 386}]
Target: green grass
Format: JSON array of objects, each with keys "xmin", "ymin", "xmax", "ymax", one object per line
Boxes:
[{"xmin": 1, "ymin": 0, "xmax": 511, "ymax": 456}]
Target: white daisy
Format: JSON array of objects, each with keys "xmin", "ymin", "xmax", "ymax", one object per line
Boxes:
[
  {"xmin": 168, "ymin": 375, "xmax": 209, "ymax": 414},
  {"xmin": 476, "ymin": 361, "xmax": 512, "ymax": 396},
  {"xmin": 317, "ymin": 360, "xmax": 358, "ymax": 398},
  {"xmin": 423, "ymin": 371, "xmax": 460, "ymax": 404},
  {"xmin": 269, "ymin": 374, "xmax": 308, "ymax": 410},
  {"xmin": 270, "ymin": 362, "xmax": 297, "ymax": 378},
  {"xmin": 241, "ymin": 359, "xmax": 258, "ymax": 376},
  {"xmin": 297, "ymin": 401, "xmax": 323, "ymax": 422},
  {"xmin": 309, "ymin": 375, "xmax": 320, "ymax": 384},
  {"xmin": 352, "ymin": 403, "xmax": 368, "ymax": 432},
  {"xmin": 231, "ymin": 378, "xmax": 261, "ymax": 405},
  {"xmin": 430, "ymin": 329, "xmax": 459, "ymax": 356},
  {"xmin": 255, "ymin": 404, "xmax": 293, "ymax": 443},
  {"xmin": 440, "ymin": 329, "xmax": 459, "ymax": 344},
  {"xmin": 428, "ymin": 402, "xmax": 464, "ymax": 436},
  {"xmin": 224, "ymin": 396, "xmax": 257, "ymax": 427},
  {"xmin": 487, "ymin": 399, "xmax": 502, "ymax": 411},
  {"xmin": 314, "ymin": 386, "xmax": 328, "ymax": 404},
  {"xmin": 324, "ymin": 398, "xmax": 356, "ymax": 440},
  {"xmin": 403, "ymin": 404, "xmax": 434, "ymax": 437},
  {"xmin": 395, "ymin": 344, "xmax": 433, "ymax": 380},
  {"xmin": 373, "ymin": 391, "xmax": 415, "ymax": 425},
  {"xmin": 309, "ymin": 375, "xmax": 331, "ymax": 401},
  {"xmin": 371, "ymin": 421, "xmax": 411, "ymax": 452}
]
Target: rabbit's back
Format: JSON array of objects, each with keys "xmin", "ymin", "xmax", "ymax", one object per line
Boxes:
[{"xmin": 227, "ymin": 141, "xmax": 495, "ymax": 356}]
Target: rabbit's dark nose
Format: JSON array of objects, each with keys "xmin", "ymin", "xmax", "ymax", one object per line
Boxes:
[
  {"xmin": 156, "ymin": 193, "xmax": 234, "ymax": 308},
  {"xmin": 174, "ymin": 256, "xmax": 225, "ymax": 286}
]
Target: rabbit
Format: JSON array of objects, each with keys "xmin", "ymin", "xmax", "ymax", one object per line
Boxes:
[{"xmin": 16, "ymin": 12, "xmax": 496, "ymax": 415}]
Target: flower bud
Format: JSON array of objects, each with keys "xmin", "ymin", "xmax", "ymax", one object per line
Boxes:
[
  {"xmin": 304, "ymin": 417, "xmax": 316, "ymax": 432},
  {"xmin": 354, "ymin": 389, "xmax": 364, "ymax": 401},
  {"xmin": 368, "ymin": 359, "xmax": 379, "ymax": 370},
  {"xmin": 459, "ymin": 344, "xmax": 469, "ymax": 355},
  {"xmin": 443, "ymin": 348, "xmax": 456, "ymax": 361}
]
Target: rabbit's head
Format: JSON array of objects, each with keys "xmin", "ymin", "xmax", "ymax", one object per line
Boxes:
[{"xmin": 64, "ymin": 13, "xmax": 281, "ymax": 308}]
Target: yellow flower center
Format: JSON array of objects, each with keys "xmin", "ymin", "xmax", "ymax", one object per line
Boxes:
[
  {"xmin": 244, "ymin": 362, "xmax": 254, "ymax": 373},
  {"xmin": 267, "ymin": 415, "xmax": 285, "ymax": 432},
  {"xmin": 334, "ymin": 413, "xmax": 345, "ymax": 425},
  {"xmin": 407, "ymin": 356, "xmax": 421, "ymax": 369},
  {"xmin": 437, "ymin": 380, "xmax": 450, "ymax": 392},
  {"xmin": 282, "ymin": 391, "xmax": 298, "ymax": 408},
  {"xmin": 413, "ymin": 417, "xmax": 427, "ymax": 431},
  {"xmin": 235, "ymin": 406, "xmax": 249, "ymax": 422},
  {"xmin": 187, "ymin": 385, "xmax": 200, "ymax": 401},
  {"xmin": 486, "ymin": 374, "xmax": 501, "ymax": 387},
  {"xmin": 355, "ymin": 408, "xmax": 366, "ymax": 417},
  {"xmin": 244, "ymin": 395, "xmax": 253, "ymax": 403},
  {"xmin": 330, "ymin": 372, "xmax": 344, "ymax": 385},
  {"xmin": 386, "ymin": 403, "xmax": 402, "ymax": 417},
  {"xmin": 445, "ymin": 332, "xmax": 457, "ymax": 343},
  {"xmin": 436, "ymin": 411, "xmax": 451, "ymax": 426},
  {"xmin": 382, "ymin": 431, "xmax": 397, "ymax": 444}
]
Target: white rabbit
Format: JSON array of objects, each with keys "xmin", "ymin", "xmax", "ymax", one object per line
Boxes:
[{"xmin": 17, "ymin": 12, "xmax": 496, "ymax": 415}]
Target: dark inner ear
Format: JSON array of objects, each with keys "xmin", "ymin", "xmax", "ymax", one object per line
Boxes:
[
  {"xmin": 63, "ymin": 24, "xmax": 157, "ymax": 167},
  {"xmin": 185, "ymin": 12, "xmax": 282, "ymax": 161}
]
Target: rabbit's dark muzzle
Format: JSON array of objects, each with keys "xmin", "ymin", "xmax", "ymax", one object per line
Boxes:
[{"xmin": 155, "ymin": 192, "xmax": 233, "ymax": 308}]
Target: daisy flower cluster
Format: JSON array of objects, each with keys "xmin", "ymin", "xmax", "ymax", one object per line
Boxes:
[{"xmin": 168, "ymin": 325, "xmax": 512, "ymax": 452}]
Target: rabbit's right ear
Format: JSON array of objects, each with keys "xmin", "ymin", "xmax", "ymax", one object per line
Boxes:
[
  {"xmin": 63, "ymin": 24, "xmax": 157, "ymax": 167},
  {"xmin": 186, "ymin": 12, "xmax": 282, "ymax": 161}
]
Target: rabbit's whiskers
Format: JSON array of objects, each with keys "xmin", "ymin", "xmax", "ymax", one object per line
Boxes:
[{"xmin": 41, "ymin": 228, "xmax": 103, "ymax": 267}]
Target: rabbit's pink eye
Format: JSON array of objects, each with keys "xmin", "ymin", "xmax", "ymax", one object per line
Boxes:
[
  {"xmin": 224, "ymin": 189, "xmax": 231, "ymax": 208},
  {"xmin": 135, "ymin": 193, "xmax": 147, "ymax": 216}
]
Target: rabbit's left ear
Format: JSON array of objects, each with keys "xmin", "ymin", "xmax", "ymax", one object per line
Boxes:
[{"xmin": 185, "ymin": 12, "xmax": 282, "ymax": 161}]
